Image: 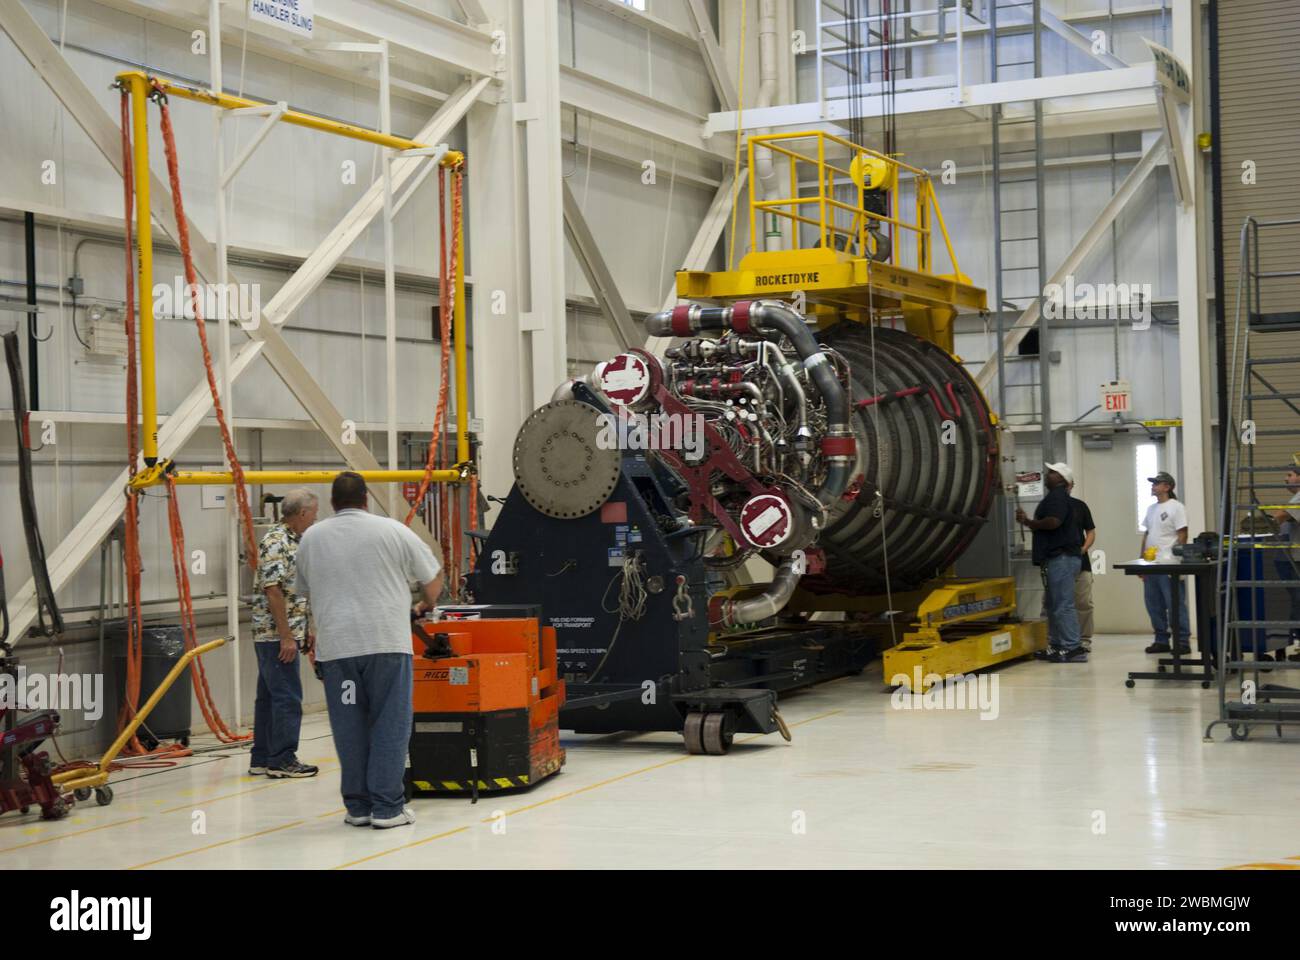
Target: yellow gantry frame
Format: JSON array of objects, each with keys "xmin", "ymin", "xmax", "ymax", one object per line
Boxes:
[{"xmin": 116, "ymin": 71, "xmax": 469, "ymax": 489}]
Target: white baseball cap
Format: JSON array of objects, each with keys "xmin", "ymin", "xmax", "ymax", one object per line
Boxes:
[{"xmin": 1044, "ymin": 461, "xmax": 1074, "ymax": 486}]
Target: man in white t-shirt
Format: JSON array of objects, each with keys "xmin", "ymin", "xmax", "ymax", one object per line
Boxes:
[
  {"xmin": 1139, "ymin": 471, "xmax": 1190, "ymax": 655},
  {"xmin": 295, "ymin": 472, "xmax": 443, "ymax": 829}
]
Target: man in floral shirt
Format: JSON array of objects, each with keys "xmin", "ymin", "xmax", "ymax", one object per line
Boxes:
[{"xmin": 250, "ymin": 488, "xmax": 320, "ymax": 778}]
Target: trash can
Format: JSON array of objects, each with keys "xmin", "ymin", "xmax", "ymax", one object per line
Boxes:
[{"xmin": 108, "ymin": 622, "xmax": 192, "ymax": 748}]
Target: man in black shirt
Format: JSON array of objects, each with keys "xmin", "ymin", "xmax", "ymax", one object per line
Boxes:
[
  {"xmin": 1016, "ymin": 462, "xmax": 1086, "ymax": 662},
  {"xmin": 1070, "ymin": 483, "xmax": 1097, "ymax": 653}
]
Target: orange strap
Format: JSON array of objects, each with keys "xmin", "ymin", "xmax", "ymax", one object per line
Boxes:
[
  {"xmin": 405, "ymin": 165, "xmax": 461, "ymax": 530},
  {"xmin": 114, "ymin": 86, "xmax": 248, "ymax": 751},
  {"xmin": 166, "ymin": 477, "xmax": 249, "ymax": 743},
  {"xmin": 152, "ymin": 80, "xmax": 258, "ymax": 571}
]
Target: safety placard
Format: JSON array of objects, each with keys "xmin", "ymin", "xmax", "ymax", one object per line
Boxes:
[
  {"xmin": 1100, "ymin": 380, "xmax": 1131, "ymax": 414},
  {"xmin": 249, "ymin": 0, "xmax": 313, "ymax": 38},
  {"xmin": 1016, "ymin": 471, "xmax": 1043, "ymax": 499}
]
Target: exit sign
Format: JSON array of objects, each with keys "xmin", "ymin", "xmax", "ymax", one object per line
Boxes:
[{"xmin": 1101, "ymin": 380, "xmax": 1131, "ymax": 414}]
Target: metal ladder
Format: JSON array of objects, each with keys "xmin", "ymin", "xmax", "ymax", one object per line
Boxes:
[
  {"xmin": 1208, "ymin": 216, "xmax": 1300, "ymax": 742},
  {"xmin": 989, "ymin": 0, "xmax": 1049, "ymax": 566}
]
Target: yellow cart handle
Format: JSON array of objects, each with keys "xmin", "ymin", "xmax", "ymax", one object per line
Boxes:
[{"xmin": 53, "ymin": 636, "xmax": 229, "ymax": 790}]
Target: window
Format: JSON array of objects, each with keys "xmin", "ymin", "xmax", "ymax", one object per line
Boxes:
[
  {"xmin": 618, "ymin": 0, "xmax": 647, "ymax": 9},
  {"xmin": 1135, "ymin": 442, "xmax": 1158, "ymax": 531}
]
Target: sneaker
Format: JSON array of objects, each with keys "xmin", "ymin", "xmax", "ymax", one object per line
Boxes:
[
  {"xmin": 1172, "ymin": 645, "xmax": 1192, "ymax": 657},
  {"xmin": 344, "ymin": 814, "xmax": 372, "ymax": 827},
  {"xmin": 1061, "ymin": 647, "xmax": 1089, "ymax": 662},
  {"xmin": 1034, "ymin": 647, "xmax": 1063, "ymax": 662},
  {"xmin": 1081, "ymin": 640, "xmax": 1092, "ymax": 653},
  {"xmin": 248, "ymin": 766, "xmax": 268, "ymax": 776},
  {"xmin": 266, "ymin": 761, "xmax": 319, "ymax": 779},
  {"xmin": 1145, "ymin": 642, "xmax": 1171, "ymax": 654},
  {"xmin": 372, "ymin": 807, "xmax": 416, "ymax": 829}
]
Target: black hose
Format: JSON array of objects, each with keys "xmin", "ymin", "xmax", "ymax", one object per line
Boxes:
[
  {"xmin": 24, "ymin": 212, "xmax": 39, "ymax": 410},
  {"xmin": 3, "ymin": 331, "xmax": 63, "ymax": 638}
]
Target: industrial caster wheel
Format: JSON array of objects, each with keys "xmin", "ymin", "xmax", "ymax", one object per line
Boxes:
[
  {"xmin": 95, "ymin": 786, "xmax": 113, "ymax": 807},
  {"xmin": 1201, "ymin": 681, "xmax": 1211, "ymax": 689},
  {"xmin": 683, "ymin": 712, "xmax": 705, "ymax": 755},
  {"xmin": 1157, "ymin": 665, "xmax": 1167, "ymax": 673},
  {"xmin": 701, "ymin": 712, "xmax": 734, "ymax": 756},
  {"xmin": 19, "ymin": 805, "xmax": 29, "ymax": 815},
  {"xmin": 1125, "ymin": 679, "xmax": 1135, "ymax": 688},
  {"xmin": 1229, "ymin": 724, "xmax": 1249, "ymax": 741},
  {"xmin": 73, "ymin": 788, "xmax": 92, "ymax": 803}
]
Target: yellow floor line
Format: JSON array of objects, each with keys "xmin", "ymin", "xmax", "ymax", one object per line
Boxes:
[
  {"xmin": 316, "ymin": 807, "xmax": 347, "ymax": 819},
  {"xmin": 128, "ymin": 820, "xmax": 306, "ymax": 869},
  {"xmin": 158, "ymin": 780, "xmax": 283, "ymax": 814},
  {"xmin": 0, "ymin": 816, "xmax": 148, "ymax": 854},
  {"xmin": 335, "ymin": 708, "xmax": 843, "ymax": 869},
  {"xmin": 1227, "ymin": 862, "xmax": 1300, "ymax": 870}
]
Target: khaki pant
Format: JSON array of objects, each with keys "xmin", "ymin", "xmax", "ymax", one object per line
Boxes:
[
  {"xmin": 1074, "ymin": 570, "xmax": 1094, "ymax": 641},
  {"xmin": 1039, "ymin": 568, "xmax": 1095, "ymax": 640}
]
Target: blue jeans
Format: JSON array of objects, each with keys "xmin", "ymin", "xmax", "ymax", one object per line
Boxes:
[
  {"xmin": 1143, "ymin": 574, "xmax": 1190, "ymax": 646},
  {"xmin": 252, "ymin": 642, "xmax": 303, "ymax": 769},
  {"xmin": 322, "ymin": 654, "xmax": 413, "ymax": 820},
  {"xmin": 1041, "ymin": 553, "xmax": 1082, "ymax": 651}
]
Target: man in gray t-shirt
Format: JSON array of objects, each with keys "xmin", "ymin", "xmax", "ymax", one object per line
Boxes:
[{"xmin": 295, "ymin": 472, "xmax": 443, "ymax": 829}]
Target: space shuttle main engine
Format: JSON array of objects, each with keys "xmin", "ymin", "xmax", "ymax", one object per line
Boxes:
[
  {"xmin": 471, "ymin": 299, "xmax": 998, "ymax": 752},
  {"xmin": 632, "ymin": 300, "xmax": 857, "ymax": 626},
  {"xmin": 636, "ymin": 298, "xmax": 999, "ymax": 615}
]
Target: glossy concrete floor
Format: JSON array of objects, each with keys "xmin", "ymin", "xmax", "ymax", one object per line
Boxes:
[{"xmin": 5, "ymin": 635, "xmax": 1298, "ymax": 870}]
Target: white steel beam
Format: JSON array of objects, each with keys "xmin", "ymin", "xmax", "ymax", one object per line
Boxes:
[
  {"xmin": 561, "ymin": 65, "xmax": 730, "ymax": 163},
  {"xmin": 454, "ymin": 0, "xmax": 492, "ymax": 28},
  {"xmin": 683, "ymin": 0, "xmax": 738, "ymax": 112},
  {"xmin": 1172, "ymin": 0, "xmax": 1212, "ymax": 561},
  {"xmin": 562, "ymin": 180, "xmax": 639, "ymax": 350},
  {"xmin": 520, "ymin": 0, "xmax": 569, "ymax": 407},
  {"xmin": 576, "ymin": 0, "xmax": 697, "ymax": 47},
  {"xmin": 706, "ymin": 64, "xmax": 1158, "ymax": 133},
  {"xmin": 90, "ymin": 0, "xmax": 455, "ymax": 111},
  {"xmin": 1037, "ymin": 4, "xmax": 1129, "ymax": 70},
  {"xmin": 0, "ymin": 0, "xmax": 487, "ymax": 642},
  {"xmin": 311, "ymin": 0, "xmax": 498, "ymax": 79},
  {"xmin": 975, "ymin": 134, "xmax": 1167, "ymax": 393}
]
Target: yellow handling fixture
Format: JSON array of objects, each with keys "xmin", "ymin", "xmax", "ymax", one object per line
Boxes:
[
  {"xmin": 122, "ymin": 73, "xmax": 159, "ymax": 465},
  {"xmin": 52, "ymin": 637, "xmax": 229, "ymax": 794},
  {"xmin": 115, "ymin": 70, "xmax": 470, "ymax": 489}
]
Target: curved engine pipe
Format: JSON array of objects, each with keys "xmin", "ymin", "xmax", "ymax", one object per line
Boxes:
[{"xmin": 715, "ymin": 556, "xmax": 802, "ymax": 627}]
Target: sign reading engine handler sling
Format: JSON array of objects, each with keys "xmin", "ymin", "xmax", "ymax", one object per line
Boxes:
[{"xmin": 249, "ymin": 0, "xmax": 313, "ymax": 38}]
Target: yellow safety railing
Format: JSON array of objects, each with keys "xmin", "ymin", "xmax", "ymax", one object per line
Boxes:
[{"xmin": 746, "ymin": 130, "xmax": 961, "ymax": 277}]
